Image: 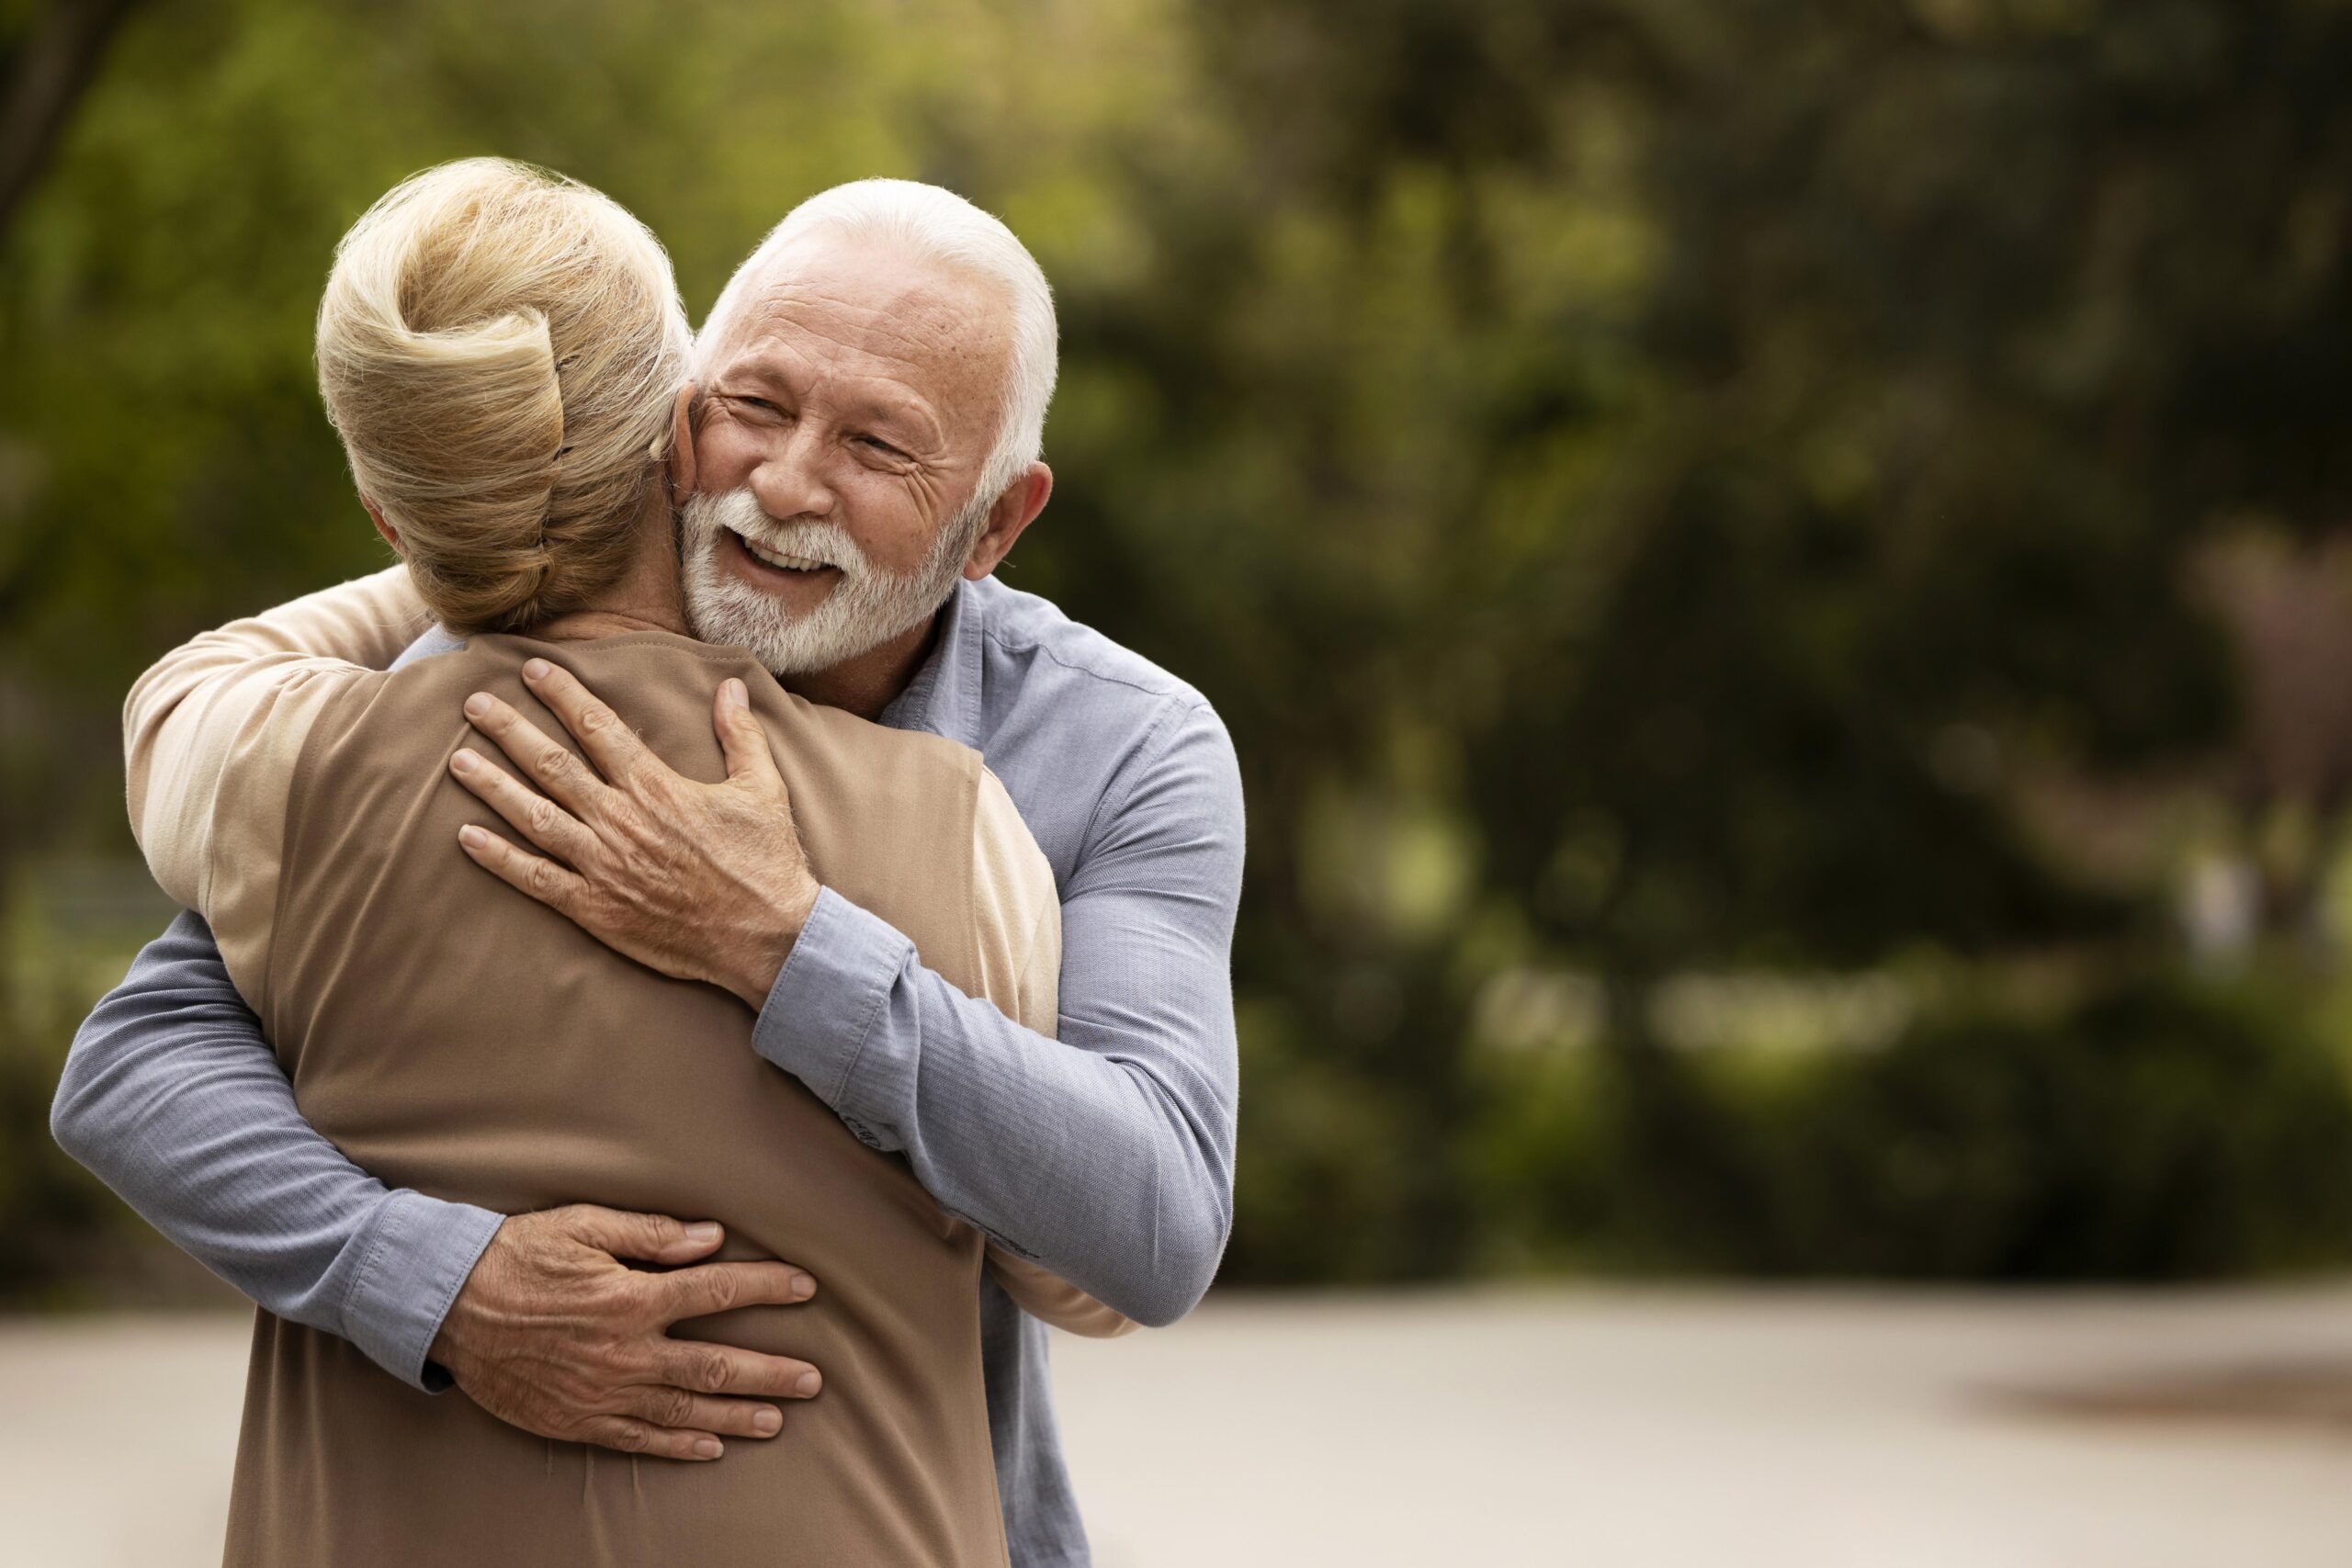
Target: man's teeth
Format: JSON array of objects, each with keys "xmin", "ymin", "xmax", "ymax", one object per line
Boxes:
[{"xmin": 739, "ymin": 534, "xmax": 829, "ymax": 572}]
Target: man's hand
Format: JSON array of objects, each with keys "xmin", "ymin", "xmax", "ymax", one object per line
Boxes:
[
  {"xmin": 447, "ymin": 660, "xmax": 819, "ymax": 1008},
  {"xmin": 430, "ymin": 1205, "xmax": 823, "ymax": 1462}
]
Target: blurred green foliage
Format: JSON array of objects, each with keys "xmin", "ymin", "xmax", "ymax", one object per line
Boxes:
[
  {"xmin": 0, "ymin": 886, "xmax": 153, "ymax": 1302},
  {"xmin": 1476, "ymin": 969, "xmax": 2352, "ymax": 1280},
  {"xmin": 9, "ymin": 0, "xmax": 2352, "ymax": 1294},
  {"xmin": 0, "ymin": 973, "xmax": 116, "ymax": 1300}
]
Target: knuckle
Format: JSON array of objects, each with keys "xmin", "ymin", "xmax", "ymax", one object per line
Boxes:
[
  {"xmin": 553, "ymin": 1382, "xmax": 601, "ymax": 1423},
  {"xmin": 605, "ymin": 797, "xmax": 649, "ymax": 840},
  {"xmin": 616, "ymin": 847, "xmax": 660, "ymax": 893},
  {"xmin": 608, "ymin": 1273, "xmax": 655, "ymax": 1319},
  {"xmin": 577, "ymin": 703, "xmax": 614, "ymax": 735},
  {"xmin": 658, "ymin": 1387, "xmax": 695, "ymax": 1427},
  {"xmin": 526, "ymin": 856, "xmax": 566, "ymax": 898},
  {"xmin": 695, "ymin": 1350, "xmax": 733, "ymax": 1393},
  {"xmin": 612, "ymin": 1420, "xmax": 650, "ymax": 1454}
]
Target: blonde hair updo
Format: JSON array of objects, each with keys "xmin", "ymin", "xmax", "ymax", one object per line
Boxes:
[{"xmin": 316, "ymin": 158, "xmax": 691, "ymax": 632}]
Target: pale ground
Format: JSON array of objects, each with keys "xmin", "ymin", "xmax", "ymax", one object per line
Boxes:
[{"xmin": 10, "ymin": 1286, "xmax": 2352, "ymax": 1567}]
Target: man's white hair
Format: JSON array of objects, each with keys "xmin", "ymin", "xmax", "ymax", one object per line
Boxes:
[{"xmin": 697, "ymin": 178, "xmax": 1057, "ymax": 505}]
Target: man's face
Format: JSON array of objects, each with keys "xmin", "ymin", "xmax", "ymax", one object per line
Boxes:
[{"xmin": 680, "ymin": 234, "xmax": 1014, "ymax": 675}]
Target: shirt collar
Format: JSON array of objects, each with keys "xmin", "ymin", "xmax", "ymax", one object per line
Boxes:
[{"xmin": 879, "ymin": 577, "xmax": 985, "ymax": 748}]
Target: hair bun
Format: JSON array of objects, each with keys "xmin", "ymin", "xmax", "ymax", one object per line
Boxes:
[{"xmin": 316, "ymin": 159, "xmax": 690, "ymax": 632}]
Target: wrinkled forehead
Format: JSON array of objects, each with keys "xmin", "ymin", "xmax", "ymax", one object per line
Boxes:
[{"xmin": 701, "ymin": 236, "xmax": 1013, "ymax": 425}]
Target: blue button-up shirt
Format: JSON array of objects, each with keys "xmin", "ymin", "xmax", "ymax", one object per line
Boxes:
[{"xmin": 52, "ymin": 573, "xmax": 1245, "ymax": 1568}]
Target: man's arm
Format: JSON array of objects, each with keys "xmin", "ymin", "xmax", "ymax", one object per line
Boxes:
[
  {"xmin": 51, "ymin": 911, "xmax": 503, "ymax": 1382},
  {"xmin": 52, "ymin": 912, "xmax": 827, "ymax": 1459},
  {"xmin": 452, "ymin": 665, "xmax": 1246, "ymax": 1328},
  {"xmin": 763, "ymin": 704, "xmax": 1243, "ymax": 1327}
]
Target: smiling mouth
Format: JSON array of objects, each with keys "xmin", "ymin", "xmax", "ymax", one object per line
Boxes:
[{"xmin": 728, "ymin": 529, "xmax": 842, "ymax": 581}]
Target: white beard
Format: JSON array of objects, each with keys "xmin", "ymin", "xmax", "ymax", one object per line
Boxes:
[{"xmin": 679, "ymin": 486, "xmax": 988, "ymax": 676}]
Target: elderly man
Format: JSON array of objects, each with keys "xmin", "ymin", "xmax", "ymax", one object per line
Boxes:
[{"xmin": 54, "ymin": 179, "xmax": 1243, "ymax": 1568}]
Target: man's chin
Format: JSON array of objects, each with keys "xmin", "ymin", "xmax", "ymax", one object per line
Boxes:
[{"xmin": 684, "ymin": 574, "xmax": 851, "ymax": 678}]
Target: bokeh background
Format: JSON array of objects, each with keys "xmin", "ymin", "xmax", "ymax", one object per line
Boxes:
[
  {"xmin": 16, "ymin": 0, "xmax": 2352, "ymax": 1302},
  {"xmin": 17, "ymin": 3, "xmax": 2352, "ymax": 1561},
  {"xmin": 22, "ymin": 3, "xmax": 2352, "ymax": 1561}
]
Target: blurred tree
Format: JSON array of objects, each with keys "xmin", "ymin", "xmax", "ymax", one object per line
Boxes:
[
  {"xmin": 7, "ymin": 0, "xmax": 2352, "ymax": 1290},
  {"xmin": 1155, "ymin": 0, "xmax": 2352, "ymax": 1274},
  {"xmin": 0, "ymin": 0, "xmax": 146, "ymax": 243}
]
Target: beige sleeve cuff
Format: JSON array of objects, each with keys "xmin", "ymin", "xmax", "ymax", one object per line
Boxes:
[{"xmin": 986, "ymin": 1248, "xmax": 1143, "ymax": 1338}]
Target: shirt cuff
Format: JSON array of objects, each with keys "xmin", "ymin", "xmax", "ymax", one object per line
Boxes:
[
  {"xmin": 342, "ymin": 1189, "xmax": 504, "ymax": 1393},
  {"xmin": 752, "ymin": 886, "xmax": 912, "ymax": 1119}
]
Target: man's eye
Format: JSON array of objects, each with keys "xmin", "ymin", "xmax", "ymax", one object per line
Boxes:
[
  {"xmin": 856, "ymin": 434, "xmax": 904, "ymax": 457},
  {"xmin": 733, "ymin": 395, "xmax": 783, "ymax": 416}
]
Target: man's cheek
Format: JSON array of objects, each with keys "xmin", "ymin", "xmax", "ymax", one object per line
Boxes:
[
  {"xmin": 876, "ymin": 479, "xmax": 946, "ymax": 570},
  {"xmin": 695, "ymin": 424, "xmax": 764, "ymax": 490}
]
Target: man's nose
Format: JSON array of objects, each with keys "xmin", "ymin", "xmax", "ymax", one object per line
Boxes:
[{"xmin": 750, "ymin": 424, "xmax": 834, "ymax": 521}]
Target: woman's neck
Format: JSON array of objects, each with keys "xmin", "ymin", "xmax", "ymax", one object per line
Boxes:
[{"xmin": 530, "ymin": 495, "xmax": 688, "ymax": 643}]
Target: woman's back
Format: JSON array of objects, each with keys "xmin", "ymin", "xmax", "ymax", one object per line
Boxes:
[{"xmin": 221, "ymin": 631, "xmax": 1034, "ymax": 1568}]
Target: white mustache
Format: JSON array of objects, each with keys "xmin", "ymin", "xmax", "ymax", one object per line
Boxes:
[{"xmin": 694, "ymin": 490, "xmax": 868, "ymax": 575}]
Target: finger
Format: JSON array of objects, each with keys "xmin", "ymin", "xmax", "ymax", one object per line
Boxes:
[
  {"xmin": 627, "ymin": 1385, "xmax": 790, "ymax": 1438},
  {"xmin": 458, "ymin": 823, "xmax": 591, "ymax": 917},
  {"xmin": 463, "ymin": 690, "xmax": 608, "ymax": 810},
  {"xmin": 578, "ymin": 1415, "xmax": 725, "ymax": 1463},
  {"xmin": 448, "ymin": 750, "xmax": 598, "ymax": 866},
  {"xmin": 554, "ymin": 1205, "xmax": 727, "ymax": 1266},
  {"xmin": 524, "ymin": 658, "xmax": 658, "ymax": 788},
  {"xmin": 712, "ymin": 678, "xmax": 782, "ymax": 786},
  {"xmin": 644, "ymin": 1259, "xmax": 819, "ymax": 1324},
  {"xmin": 653, "ymin": 1340, "xmax": 825, "ymax": 1402}
]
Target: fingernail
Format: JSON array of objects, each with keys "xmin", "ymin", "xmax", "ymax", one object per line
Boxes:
[
  {"xmin": 791, "ymin": 1272, "xmax": 815, "ymax": 1300},
  {"xmin": 695, "ymin": 1438, "xmax": 722, "ymax": 1460},
  {"xmin": 685, "ymin": 1222, "xmax": 722, "ymax": 1245},
  {"xmin": 464, "ymin": 693, "xmax": 492, "ymax": 719},
  {"xmin": 727, "ymin": 677, "xmax": 747, "ymax": 707},
  {"xmin": 795, "ymin": 1371, "xmax": 821, "ymax": 1397},
  {"xmin": 753, "ymin": 1407, "xmax": 781, "ymax": 1436},
  {"xmin": 449, "ymin": 749, "xmax": 477, "ymax": 773},
  {"xmin": 525, "ymin": 659, "xmax": 551, "ymax": 681},
  {"xmin": 458, "ymin": 826, "xmax": 488, "ymax": 851}
]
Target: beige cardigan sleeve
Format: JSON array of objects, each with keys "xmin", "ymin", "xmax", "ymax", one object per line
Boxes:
[
  {"xmin": 124, "ymin": 567, "xmax": 431, "ymax": 1002},
  {"xmin": 969, "ymin": 771, "xmax": 1141, "ymax": 1339}
]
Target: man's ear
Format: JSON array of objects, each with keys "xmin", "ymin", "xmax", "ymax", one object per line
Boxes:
[
  {"xmin": 666, "ymin": 383, "xmax": 700, "ymax": 506},
  {"xmin": 963, "ymin": 463, "xmax": 1053, "ymax": 581},
  {"xmin": 361, "ymin": 497, "xmax": 402, "ymax": 557}
]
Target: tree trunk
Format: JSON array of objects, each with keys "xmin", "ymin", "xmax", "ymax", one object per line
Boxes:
[{"xmin": 0, "ymin": 0, "xmax": 146, "ymax": 245}]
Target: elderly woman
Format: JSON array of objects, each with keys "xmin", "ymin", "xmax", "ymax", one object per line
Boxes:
[{"xmin": 125, "ymin": 158, "xmax": 1121, "ymax": 1568}]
